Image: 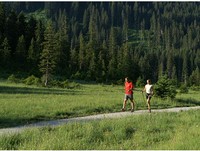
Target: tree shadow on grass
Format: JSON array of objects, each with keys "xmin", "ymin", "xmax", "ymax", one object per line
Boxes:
[
  {"xmin": 0, "ymin": 85, "xmax": 81, "ymax": 95},
  {"xmin": 175, "ymin": 98, "xmax": 200, "ymax": 106},
  {"xmin": 0, "ymin": 117, "xmax": 31, "ymax": 128},
  {"xmin": 0, "ymin": 111, "xmax": 77, "ymax": 128}
]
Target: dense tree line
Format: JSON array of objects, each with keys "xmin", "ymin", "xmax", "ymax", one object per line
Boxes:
[{"xmin": 0, "ymin": 2, "xmax": 199, "ymax": 86}]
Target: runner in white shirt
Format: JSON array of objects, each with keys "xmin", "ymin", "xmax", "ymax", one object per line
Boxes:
[{"xmin": 142, "ymin": 79, "xmax": 154, "ymax": 113}]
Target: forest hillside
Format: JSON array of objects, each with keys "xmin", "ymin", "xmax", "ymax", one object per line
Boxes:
[{"xmin": 0, "ymin": 2, "xmax": 199, "ymax": 86}]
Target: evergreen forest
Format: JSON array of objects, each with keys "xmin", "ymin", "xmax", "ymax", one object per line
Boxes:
[{"xmin": 0, "ymin": 2, "xmax": 200, "ymax": 86}]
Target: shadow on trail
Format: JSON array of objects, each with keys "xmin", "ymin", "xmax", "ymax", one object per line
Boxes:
[
  {"xmin": 0, "ymin": 85, "xmax": 81, "ymax": 95},
  {"xmin": 0, "ymin": 111, "xmax": 77, "ymax": 128},
  {"xmin": 0, "ymin": 117, "xmax": 30, "ymax": 128},
  {"xmin": 175, "ymin": 98, "xmax": 200, "ymax": 106}
]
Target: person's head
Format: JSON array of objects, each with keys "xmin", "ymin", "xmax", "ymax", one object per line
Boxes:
[
  {"xmin": 147, "ymin": 79, "xmax": 151, "ymax": 84},
  {"xmin": 125, "ymin": 77, "xmax": 130, "ymax": 82}
]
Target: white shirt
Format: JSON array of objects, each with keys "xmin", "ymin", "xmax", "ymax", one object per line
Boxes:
[{"xmin": 145, "ymin": 84, "xmax": 153, "ymax": 94}]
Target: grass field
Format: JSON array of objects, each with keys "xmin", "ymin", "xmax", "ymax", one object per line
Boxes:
[
  {"xmin": 0, "ymin": 109, "xmax": 199, "ymax": 149},
  {"xmin": 0, "ymin": 80, "xmax": 200, "ymax": 128}
]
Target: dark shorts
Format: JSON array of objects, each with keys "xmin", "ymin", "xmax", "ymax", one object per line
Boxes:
[
  {"xmin": 124, "ymin": 94, "xmax": 133, "ymax": 101},
  {"xmin": 146, "ymin": 93, "xmax": 152, "ymax": 99}
]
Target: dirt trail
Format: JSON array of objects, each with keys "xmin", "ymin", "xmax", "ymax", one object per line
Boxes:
[{"xmin": 1, "ymin": 106, "xmax": 200, "ymax": 136}]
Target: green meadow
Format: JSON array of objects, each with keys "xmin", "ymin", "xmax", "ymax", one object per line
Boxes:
[
  {"xmin": 0, "ymin": 110, "xmax": 199, "ymax": 150},
  {"xmin": 0, "ymin": 80, "xmax": 200, "ymax": 129},
  {"xmin": 0, "ymin": 80, "xmax": 200, "ymax": 149}
]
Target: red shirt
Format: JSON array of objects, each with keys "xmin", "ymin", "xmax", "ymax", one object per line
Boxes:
[{"xmin": 125, "ymin": 81, "xmax": 134, "ymax": 94}]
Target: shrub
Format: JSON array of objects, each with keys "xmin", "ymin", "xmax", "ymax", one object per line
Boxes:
[
  {"xmin": 190, "ymin": 85, "xmax": 200, "ymax": 91},
  {"xmin": 61, "ymin": 80, "xmax": 69, "ymax": 88},
  {"xmin": 7, "ymin": 74, "xmax": 20, "ymax": 83},
  {"xmin": 68, "ymin": 82, "xmax": 80, "ymax": 89},
  {"xmin": 154, "ymin": 75, "xmax": 177, "ymax": 99},
  {"xmin": 24, "ymin": 75, "xmax": 40, "ymax": 86},
  {"xmin": 179, "ymin": 84, "xmax": 189, "ymax": 93},
  {"xmin": 49, "ymin": 80, "xmax": 62, "ymax": 87}
]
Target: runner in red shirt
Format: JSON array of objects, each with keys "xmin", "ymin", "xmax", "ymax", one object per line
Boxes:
[{"xmin": 121, "ymin": 77, "xmax": 135, "ymax": 112}]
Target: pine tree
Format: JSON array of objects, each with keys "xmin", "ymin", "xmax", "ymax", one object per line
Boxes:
[
  {"xmin": 27, "ymin": 38, "xmax": 38, "ymax": 73},
  {"xmin": 78, "ymin": 32, "xmax": 85, "ymax": 71},
  {"xmin": 189, "ymin": 67, "xmax": 200, "ymax": 86},
  {"xmin": 96, "ymin": 40, "xmax": 107, "ymax": 82},
  {"xmin": 56, "ymin": 9, "xmax": 69, "ymax": 74},
  {"xmin": 25, "ymin": 16, "xmax": 37, "ymax": 49},
  {"xmin": 5, "ymin": 10, "xmax": 18, "ymax": 54},
  {"xmin": 0, "ymin": 37, "xmax": 11, "ymax": 67},
  {"xmin": 83, "ymin": 9, "xmax": 89, "ymax": 33},
  {"xmin": 108, "ymin": 26, "xmax": 118, "ymax": 80},
  {"xmin": 182, "ymin": 50, "xmax": 189, "ymax": 85},
  {"xmin": 166, "ymin": 47, "xmax": 174, "ymax": 78},
  {"xmin": 154, "ymin": 75, "xmax": 177, "ymax": 99},
  {"xmin": 15, "ymin": 35, "xmax": 26, "ymax": 70},
  {"xmin": 17, "ymin": 12, "xmax": 26, "ymax": 38},
  {"xmin": 39, "ymin": 20, "xmax": 57, "ymax": 87},
  {"xmin": 35, "ymin": 20, "xmax": 44, "ymax": 61},
  {"xmin": 27, "ymin": 38, "xmax": 36, "ymax": 61},
  {"xmin": 0, "ymin": 3, "xmax": 5, "ymax": 41}
]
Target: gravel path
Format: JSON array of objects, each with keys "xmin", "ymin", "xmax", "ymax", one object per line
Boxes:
[{"xmin": 1, "ymin": 106, "xmax": 200, "ymax": 136}]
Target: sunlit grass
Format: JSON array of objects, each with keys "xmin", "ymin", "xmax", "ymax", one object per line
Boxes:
[
  {"xmin": 0, "ymin": 81, "xmax": 199, "ymax": 128},
  {"xmin": 0, "ymin": 109, "xmax": 199, "ymax": 150}
]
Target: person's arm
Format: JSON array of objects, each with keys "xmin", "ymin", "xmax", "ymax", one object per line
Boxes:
[
  {"xmin": 151, "ymin": 86, "xmax": 154, "ymax": 95},
  {"xmin": 129, "ymin": 83, "xmax": 133, "ymax": 92}
]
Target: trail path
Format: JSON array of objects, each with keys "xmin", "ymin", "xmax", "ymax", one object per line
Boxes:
[{"xmin": 1, "ymin": 106, "xmax": 200, "ymax": 136}]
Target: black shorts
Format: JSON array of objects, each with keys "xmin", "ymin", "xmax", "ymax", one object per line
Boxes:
[
  {"xmin": 146, "ymin": 93, "xmax": 152, "ymax": 99},
  {"xmin": 124, "ymin": 94, "xmax": 133, "ymax": 100}
]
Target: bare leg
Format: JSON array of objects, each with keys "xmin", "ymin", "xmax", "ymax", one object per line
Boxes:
[
  {"xmin": 122, "ymin": 99, "xmax": 127, "ymax": 111},
  {"xmin": 130, "ymin": 100, "xmax": 135, "ymax": 112},
  {"xmin": 147, "ymin": 97, "xmax": 151, "ymax": 113}
]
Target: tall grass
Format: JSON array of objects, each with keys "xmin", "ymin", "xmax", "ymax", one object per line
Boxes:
[
  {"xmin": 0, "ymin": 81, "xmax": 199, "ymax": 128},
  {"xmin": 0, "ymin": 109, "xmax": 199, "ymax": 149}
]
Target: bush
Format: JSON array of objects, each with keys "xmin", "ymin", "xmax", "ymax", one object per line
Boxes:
[
  {"xmin": 49, "ymin": 80, "xmax": 62, "ymax": 87},
  {"xmin": 71, "ymin": 71, "xmax": 84, "ymax": 80},
  {"xmin": 48, "ymin": 79, "xmax": 80, "ymax": 89},
  {"xmin": 190, "ymin": 85, "xmax": 200, "ymax": 91},
  {"xmin": 61, "ymin": 80, "xmax": 69, "ymax": 88},
  {"xmin": 179, "ymin": 84, "xmax": 189, "ymax": 93},
  {"xmin": 7, "ymin": 74, "xmax": 20, "ymax": 83},
  {"xmin": 68, "ymin": 82, "xmax": 80, "ymax": 89},
  {"xmin": 23, "ymin": 75, "xmax": 40, "ymax": 86},
  {"xmin": 154, "ymin": 75, "xmax": 177, "ymax": 99}
]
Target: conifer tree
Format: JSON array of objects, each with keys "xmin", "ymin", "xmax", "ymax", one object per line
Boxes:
[
  {"xmin": 5, "ymin": 10, "xmax": 18, "ymax": 54},
  {"xmin": 0, "ymin": 3, "xmax": 5, "ymax": 41},
  {"xmin": 35, "ymin": 20, "xmax": 44, "ymax": 62},
  {"xmin": 108, "ymin": 26, "xmax": 118, "ymax": 80},
  {"xmin": 56, "ymin": 9, "xmax": 69, "ymax": 74},
  {"xmin": 78, "ymin": 32, "xmax": 85, "ymax": 71},
  {"xmin": 27, "ymin": 38, "xmax": 36, "ymax": 61},
  {"xmin": 16, "ymin": 35, "xmax": 26, "ymax": 69},
  {"xmin": 182, "ymin": 50, "xmax": 189, "ymax": 85},
  {"xmin": 0, "ymin": 37, "xmax": 11, "ymax": 67},
  {"xmin": 39, "ymin": 20, "xmax": 57, "ymax": 86}
]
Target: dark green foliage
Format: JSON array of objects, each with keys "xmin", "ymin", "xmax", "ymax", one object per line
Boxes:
[
  {"xmin": 154, "ymin": 75, "xmax": 177, "ymax": 99},
  {"xmin": 189, "ymin": 67, "xmax": 200, "ymax": 86},
  {"xmin": 23, "ymin": 75, "xmax": 40, "ymax": 86},
  {"xmin": 179, "ymin": 84, "xmax": 189, "ymax": 94},
  {"xmin": 0, "ymin": 2, "xmax": 200, "ymax": 85},
  {"xmin": 42, "ymin": 79, "xmax": 80, "ymax": 89},
  {"xmin": 190, "ymin": 85, "xmax": 200, "ymax": 91},
  {"xmin": 7, "ymin": 74, "xmax": 20, "ymax": 83},
  {"xmin": 39, "ymin": 20, "xmax": 57, "ymax": 86},
  {"xmin": 136, "ymin": 76, "xmax": 145, "ymax": 87}
]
